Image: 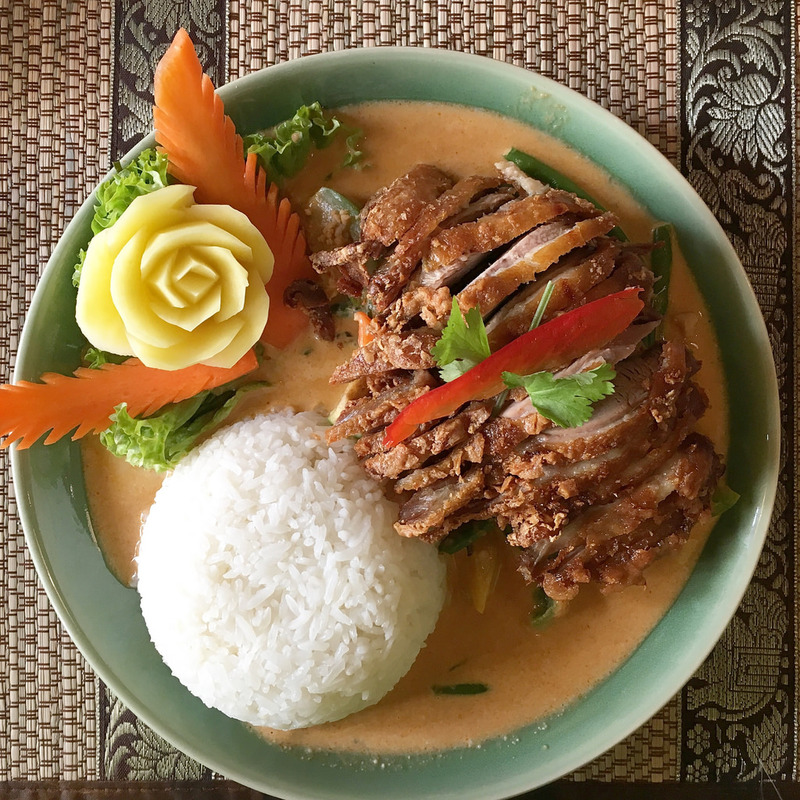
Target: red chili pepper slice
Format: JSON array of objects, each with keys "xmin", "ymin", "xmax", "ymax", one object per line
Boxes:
[{"xmin": 383, "ymin": 287, "xmax": 644, "ymax": 448}]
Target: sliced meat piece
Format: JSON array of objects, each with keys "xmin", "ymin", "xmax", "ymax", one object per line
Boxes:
[
  {"xmin": 363, "ymin": 401, "xmax": 492, "ymax": 480},
  {"xmin": 310, "ymin": 239, "xmax": 384, "ymax": 296},
  {"xmin": 395, "ymin": 467, "xmax": 486, "ymax": 541},
  {"xmin": 440, "ymin": 187, "xmax": 519, "ymax": 228},
  {"xmin": 383, "ymin": 285, "xmax": 453, "ymax": 332},
  {"xmin": 418, "ymin": 252, "xmax": 489, "ymax": 290},
  {"xmin": 498, "ymin": 319, "xmax": 660, "ymax": 423},
  {"xmin": 581, "ymin": 245, "xmax": 655, "ymax": 306},
  {"xmin": 457, "ymin": 212, "xmax": 618, "ymax": 317},
  {"xmin": 395, "ymin": 434, "xmax": 487, "ymax": 491},
  {"xmin": 283, "ymin": 279, "xmax": 335, "ymax": 341},
  {"xmin": 421, "ymin": 193, "xmax": 575, "ymax": 290},
  {"xmin": 329, "ymin": 328, "xmax": 439, "ymax": 383},
  {"xmin": 523, "ymin": 342, "xmax": 694, "ymax": 463},
  {"xmin": 367, "ymin": 175, "xmax": 506, "ymax": 311},
  {"xmin": 485, "ymin": 238, "xmax": 620, "ymax": 349},
  {"xmin": 559, "ymin": 320, "xmax": 660, "ymax": 377},
  {"xmin": 396, "ymin": 416, "xmax": 529, "ymax": 491},
  {"xmin": 327, "ymin": 372, "xmax": 436, "ymax": 442},
  {"xmin": 501, "ymin": 385, "xmax": 707, "ymax": 547},
  {"xmin": 418, "ymin": 187, "xmax": 525, "ymax": 289},
  {"xmin": 360, "ymin": 164, "xmax": 453, "ymax": 246},
  {"xmin": 517, "ymin": 434, "xmax": 722, "ymax": 599}
]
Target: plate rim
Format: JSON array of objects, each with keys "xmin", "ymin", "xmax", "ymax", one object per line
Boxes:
[{"xmin": 11, "ymin": 45, "xmax": 780, "ymax": 799}]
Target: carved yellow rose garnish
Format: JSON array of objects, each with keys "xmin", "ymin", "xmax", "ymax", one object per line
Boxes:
[{"xmin": 75, "ymin": 184, "xmax": 274, "ymax": 370}]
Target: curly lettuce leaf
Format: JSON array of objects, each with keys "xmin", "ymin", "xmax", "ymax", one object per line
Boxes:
[
  {"xmin": 73, "ymin": 149, "xmax": 170, "ymax": 287},
  {"xmin": 99, "ymin": 384, "xmax": 260, "ymax": 471},
  {"xmin": 83, "ymin": 347, "xmax": 128, "ymax": 370},
  {"xmin": 243, "ymin": 102, "xmax": 363, "ymax": 183},
  {"xmin": 91, "ymin": 149, "xmax": 170, "ymax": 234}
]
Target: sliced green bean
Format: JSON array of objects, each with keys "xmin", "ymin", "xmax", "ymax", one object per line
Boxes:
[
  {"xmin": 650, "ymin": 223, "xmax": 673, "ymax": 317},
  {"xmin": 529, "ymin": 586, "xmax": 558, "ymax": 628},
  {"xmin": 432, "ymin": 683, "xmax": 489, "ymax": 696},
  {"xmin": 437, "ymin": 519, "xmax": 495, "ymax": 555}
]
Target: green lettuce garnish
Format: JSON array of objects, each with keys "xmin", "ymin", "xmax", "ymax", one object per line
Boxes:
[
  {"xmin": 99, "ymin": 384, "xmax": 261, "ymax": 472},
  {"xmin": 72, "ymin": 148, "xmax": 169, "ymax": 287},
  {"xmin": 91, "ymin": 149, "xmax": 170, "ymax": 234},
  {"xmin": 243, "ymin": 102, "xmax": 363, "ymax": 183},
  {"xmin": 83, "ymin": 347, "xmax": 128, "ymax": 370}
]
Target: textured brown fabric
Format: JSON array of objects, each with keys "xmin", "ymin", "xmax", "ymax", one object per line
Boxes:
[
  {"xmin": 1, "ymin": 0, "xmax": 110, "ymax": 781},
  {"xmin": 1, "ymin": 0, "xmax": 796, "ymax": 791}
]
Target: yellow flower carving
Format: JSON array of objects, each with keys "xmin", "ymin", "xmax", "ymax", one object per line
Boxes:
[{"xmin": 76, "ymin": 184, "xmax": 274, "ymax": 370}]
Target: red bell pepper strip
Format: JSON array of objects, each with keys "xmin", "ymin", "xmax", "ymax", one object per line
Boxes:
[{"xmin": 383, "ymin": 287, "xmax": 644, "ymax": 448}]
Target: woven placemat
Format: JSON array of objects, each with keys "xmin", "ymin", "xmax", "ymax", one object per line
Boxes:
[{"xmin": 1, "ymin": 0, "xmax": 797, "ymax": 789}]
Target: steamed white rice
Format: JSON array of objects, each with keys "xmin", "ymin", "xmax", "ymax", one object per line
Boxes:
[{"xmin": 136, "ymin": 409, "xmax": 446, "ymax": 730}]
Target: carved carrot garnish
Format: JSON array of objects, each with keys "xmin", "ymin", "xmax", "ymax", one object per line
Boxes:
[
  {"xmin": 0, "ymin": 350, "xmax": 258, "ymax": 449},
  {"xmin": 153, "ymin": 28, "xmax": 315, "ymax": 348}
]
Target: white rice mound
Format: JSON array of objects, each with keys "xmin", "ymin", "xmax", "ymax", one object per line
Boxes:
[{"xmin": 136, "ymin": 409, "xmax": 446, "ymax": 731}]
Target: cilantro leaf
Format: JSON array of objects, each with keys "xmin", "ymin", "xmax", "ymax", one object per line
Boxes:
[
  {"xmin": 431, "ymin": 299, "xmax": 491, "ymax": 382},
  {"xmin": 502, "ymin": 363, "xmax": 616, "ymax": 428}
]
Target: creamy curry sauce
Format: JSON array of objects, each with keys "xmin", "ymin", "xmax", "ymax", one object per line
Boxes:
[{"xmin": 82, "ymin": 101, "xmax": 727, "ymax": 755}]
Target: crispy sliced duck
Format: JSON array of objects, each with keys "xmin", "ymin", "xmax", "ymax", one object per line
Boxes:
[
  {"xmin": 363, "ymin": 401, "xmax": 493, "ymax": 480},
  {"xmin": 485, "ymin": 238, "xmax": 620, "ymax": 349},
  {"xmin": 308, "ymin": 162, "xmax": 724, "ymax": 601},
  {"xmin": 498, "ymin": 319, "xmax": 660, "ymax": 423},
  {"xmin": 580, "ymin": 246, "xmax": 655, "ymax": 306},
  {"xmin": 495, "ymin": 159, "xmax": 549, "ymax": 196},
  {"xmin": 396, "ymin": 416, "xmax": 530, "ymax": 492},
  {"xmin": 329, "ymin": 328, "xmax": 440, "ymax": 383},
  {"xmin": 500, "ymin": 384, "xmax": 708, "ymax": 547},
  {"xmin": 518, "ymin": 434, "xmax": 722, "ymax": 599},
  {"xmin": 440, "ymin": 186, "xmax": 519, "ymax": 228},
  {"xmin": 395, "ymin": 467, "xmax": 486, "ymax": 541},
  {"xmin": 383, "ymin": 285, "xmax": 453, "ymax": 333},
  {"xmin": 359, "ymin": 164, "xmax": 453, "ymax": 246},
  {"xmin": 420, "ymin": 193, "xmax": 577, "ymax": 290},
  {"xmin": 457, "ymin": 212, "xmax": 618, "ymax": 316},
  {"xmin": 523, "ymin": 342, "xmax": 695, "ymax": 462},
  {"xmin": 327, "ymin": 371, "xmax": 436, "ymax": 442},
  {"xmin": 367, "ymin": 175, "xmax": 507, "ymax": 311},
  {"xmin": 310, "ymin": 239, "xmax": 384, "ymax": 296}
]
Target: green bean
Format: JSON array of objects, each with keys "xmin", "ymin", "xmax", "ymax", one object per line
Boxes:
[
  {"xmin": 529, "ymin": 586, "xmax": 558, "ymax": 628},
  {"xmin": 437, "ymin": 519, "xmax": 495, "ymax": 555},
  {"xmin": 432, "ymin": 683, "xmax": 489, "ymax": 696},
  {"xmin": 650, "ymin": 223, "xmax": 673, "ymax": 317}
]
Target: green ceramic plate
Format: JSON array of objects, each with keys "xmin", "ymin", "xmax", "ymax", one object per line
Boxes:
[{"xmin": 12, "ymin": 48, "xmax": 779, "ymax": 798}]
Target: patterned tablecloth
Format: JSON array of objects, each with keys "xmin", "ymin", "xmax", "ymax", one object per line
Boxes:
[{"xmin": 1, "ymin": 0, "xmax": 797, "ymax": 796}]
